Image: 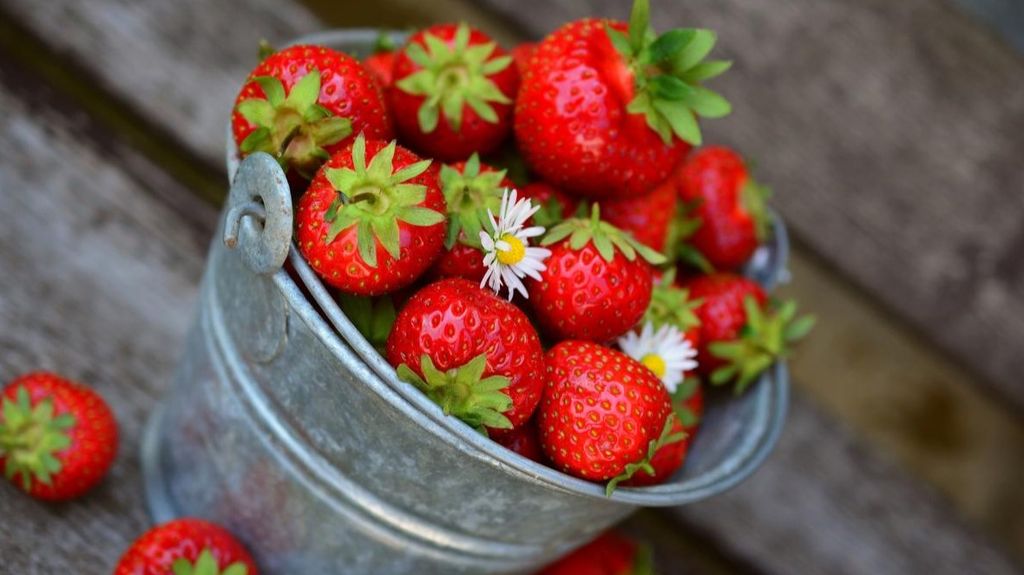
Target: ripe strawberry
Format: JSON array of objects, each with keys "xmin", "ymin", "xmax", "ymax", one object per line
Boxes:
[
  {"xmin": 232, "ymin": 44, "xmax": 393, "ymax": 179},
  {"xmin": 623, "ymin": 377, "xmax": 702, "ymax": 486},
  {"xmin": 529, "ymin": 207, "xmax": 664, "ymax": 343},
  {"xmin": 600, "ymin": 175, "xmax": 678, "ymax": 252},
  {"xmin": 515, "ymin": 0, "xmax": 730, "ymax": 198},
  {"xmin": 677, "ymin": 146, "xmax": 770, "ymax": 270},
  {"xmin": 493, "ymin": 417, "xmax": 544, "ymax": 463},
  {"xmin": 433, "ymin": 154, "xmax": 513, "ymax": 283},
  {"xmin": 684, "ymin": 273, "xmax": 814, "ymax": 392},
  {"xmin": 296, "ymin": 134, "xmax": 447, "ymax": 296},
  {"xmin": 391, "ymin": 23, "xmax": 519, "ymax": 161},
  {"xmin": 0, "ymin": 372, "xmax": 117, "ymax": 501},
  {"xmin": 511, "ymin": 42, "xmax": 536, "ymax": 77},
  {"xmin": 114, "ymin": 518, "xmax": 257, "ymax": 575},
  {"xmin": 538, "ymin": 531, "xmax": 653, "ymax": 575},
  {"xmin": 364, "ymin": 33, "xmax": 398, "ymax": 88},
  {"xmin": 518, "ymin": 182, "xmax": 579, "ymax": 229},
  {"xmin": 386, "ymin": 278, "xmax": 545, "ymax": 432},
  {"xmin": 538, "ymin": 341, "xmax": 678, "ymax": 488}
]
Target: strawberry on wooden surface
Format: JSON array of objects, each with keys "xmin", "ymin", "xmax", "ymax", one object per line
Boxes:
[
  {"xmin": 386, "ymin": 278, "xmax": 545, "ymax": 432},
  {"xmin": 538, "ymin": 341, "xmax": 680, "ymax": 490},
  {"xmin": 114, "ymin": 518, "xmax": 257, "ymax": 575},
  {"xmin": 515, "ymin": 0, "xmax": 730, "ymax": 198},
  {"xmin": 677, "ymin": 146, "xmax": 771, "ymax": 270},
  {"xmin": 391, "ymin": 23, "xmax": 519, "ymax": 161},
  {"xmin": 685, "ymin": 273, "xmax": 814, "ymax": 392},
  {"xmin": 529, "ymin": 206, "xmax": 664, "ymax": 343},
  {"xmin": 296, "ymin": 135, "xmax": 447, "ymax": 296},
  {"xmin": 433, "ymin": 154, "xmax": 514, "ymax": 283},
  {"xmin": 0, "ymin": 372, "xmax": 117, "ymax": 501},
  {"xmin": 232, "ymin": 44, "xmax": 393, "ymax": 179},
  {"xmin": 538, "ymin": 530, "xmax": 653, "ymax": 575}
]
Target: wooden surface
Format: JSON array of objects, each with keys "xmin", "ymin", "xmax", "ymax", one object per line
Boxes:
[{"xmin": 1, "ymin": 0, "xmax": 1023, "ymax": 573}]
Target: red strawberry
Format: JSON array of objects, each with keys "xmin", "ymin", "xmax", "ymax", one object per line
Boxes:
[
  {"xmin": 514, "ymin": 0, "xmax": 730, "ymax": 198},
  {"xmin": 433, "ymin": 154, "xmax": 514, "ymax": 283},
  {"xmin": 600, "ymin": 176, "xmax": 678, "ymax": 252},
  {"xmin": 0, "ymin": 372, "xmax": 117, "ymax": 501},
  {"xmin": 232, "ymin": 44, "xmax": 393, "ymax": 179},
  {"xmin": 364, "ymin": 33, "xmax": 398, "ymax": 88},
  {"xmin": 511, "ymin": 42, "xmax": 536, "ymax": 77},
  {"xmin": 296, "ymin": 134, "xmax": 447, "ymax": 296},
  {"xmin": 538, "ymin": 531, "xmax": 653, "ymax": 575},
  {"xmin": 114, "ymin": 518, "xmax": 257, "ymax": 575},
  {"xmin": 538, "ymin": 341, "xmax": 679, "ymax": 489},
  {"xmin": 529, "ymin": 207, "xmax": 663, "ymax": 343},
  {"xmin": 519, "ymin": 182, "xmax": 579, "ymax": 229},
  {"xmin": 677, "ymin": 146, "xmax": 770, "ymax": 270},
  {"xmin": 623, "ymin": 378, "xmax": 702, "ymax": 486},
  {"xmin": 386, "ymin": 278, "xmax": 545, "ymax": 432},
  {"xmin": 684, "ymin": 273, "xmax": 814, "ymax": 392},
  {"xmin": 493, "ymin": 417, "xmax": 544, "ymax": 463},
  {"xmin": 391, "ymin": 23, "xmax": 519, "ymax": 161}
]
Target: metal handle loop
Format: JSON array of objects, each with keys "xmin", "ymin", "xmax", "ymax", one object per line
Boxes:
[{"xmin": 223, "ymin": 152, "xmax": 293, "ymax": 275}]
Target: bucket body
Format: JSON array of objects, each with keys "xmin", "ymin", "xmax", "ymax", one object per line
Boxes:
[{"xmin": 142, "ymin": 30, "xmax": 790, "ymax": 575}]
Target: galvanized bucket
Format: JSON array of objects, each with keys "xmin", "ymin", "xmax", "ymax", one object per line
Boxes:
[{"xmin": 141, "ymin": 29, "xmax": 790, "ymax": 575}]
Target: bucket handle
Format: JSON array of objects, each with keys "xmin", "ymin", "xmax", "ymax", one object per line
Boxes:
[{"xmin": 223, "ymin": 152, "xmax": 293, "ymax": 275}]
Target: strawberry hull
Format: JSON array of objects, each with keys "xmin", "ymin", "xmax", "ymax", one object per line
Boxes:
[{"xmin": 145, "ymin": 29, "xmax": 792, "ymax": 575}]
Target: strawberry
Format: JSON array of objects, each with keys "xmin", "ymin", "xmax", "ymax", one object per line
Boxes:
[
  {"xmin": 511, "ymin": 42, "xmax": 536, "ymax": 77},
  {"xmin": 538, "ymin": 341, "xmax": 679, "ymax": 490},
  {"xmin": 0, "ymin": 372, "xmax": 117, "ymax": 501},
  {"xmin": 232, "ymin": 44, "xmax": 393, "ymax": 179},
  {"xmin": 518, "ymin": 182, "xmax": 579, "ymax": 229},
  {"xmin": 530, "ymin": 207, "xmax": 664, "ymax": 343},
  {"xmin": 684, "ymin": 273, "xmax": 814, "ymax": 392},
  {"xmin": 386, "ymin": 278, "xmax": 545, "ymax": 432},
  {"xmin": 296, "ymin": 134, "xmax": 447, "ymax": 296},
  {"xmin": 493, "ymin": 417, "xmax": 544, "ymax": 463},
  {"xmin": 391, "ymin": 23, "xmax": 519, "ymax": 161},
  {"xmin": 600, "ymin": 175, "xmax": 678, "ymax": 252},
  {"xmin": 623, "ymin": 377, "xmax": 702, "ymax": 486},
  {"xmin": 538, "ymin": 531, "xmax": 653, "ymax": 575},
  {"xmin": 514, "ymin": 0, "xmax": 730, "ymax": 198},
  {"xmin": 114, "ymin": 518, "xmax": 257, "ymax": 575},
  {"xmin": 433, "ymin": 154, "xmax": 513, "ymax": 283},
  {"xmin": 677, "ymin": 146, "xmax": 770, "ymax": 270},
  {"xmin": 364, "ymin": 33, "xmax": 398, "ymax": 88}
]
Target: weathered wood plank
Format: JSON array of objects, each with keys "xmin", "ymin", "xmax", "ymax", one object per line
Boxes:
[{"xmin": 470, "ymin": 0, "xmax": 1024, "ymax": 413}]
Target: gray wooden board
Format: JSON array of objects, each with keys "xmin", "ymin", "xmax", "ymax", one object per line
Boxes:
[
  {"xmin": 0, "ymin": 56, "xmax": 1020, "ymax": 575},
  {"xmin": 470, "ymin": 0, "xmax": 1024, "ymax": 413},
  {"xmin": 3, "ymin": 0, "xmax": 1023, "ymax": 415}
]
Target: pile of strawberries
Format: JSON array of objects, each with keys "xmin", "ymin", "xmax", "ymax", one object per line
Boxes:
[
  {"xmin": 231, "ymin": 0, "xmax": 814, "ymax": 494},
  {"xmin": 0, "ymin": 1, "xmax": 812, "ymax": 573}
]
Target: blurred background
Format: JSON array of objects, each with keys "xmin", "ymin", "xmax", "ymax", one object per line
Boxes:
[{"xmin": 0, "ymin": 0, "xmax": 1022, "ymax": 573}]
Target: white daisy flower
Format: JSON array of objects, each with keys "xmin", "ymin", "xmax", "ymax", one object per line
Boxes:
[
  {"xmin": 479, "ymin": 188, "xmax": 551, "ymax": 300},
  {"xmin": 618, "ymin": 321, "xmax": 699, "ymax": 393}
]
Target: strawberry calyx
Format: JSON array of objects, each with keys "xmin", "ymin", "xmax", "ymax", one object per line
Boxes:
[
  {"xmin": 236, "ymin": 68, "xmax": 353, "ymax": 178},
  {"xmin": 542, "ymin": 205, "xmax": 667, "ymax": 265},
  {"xmin": 0, "ymin": 386, "xmax": 75, "ymax": 491},
  {"xmin": 645, "ymin": 269, "xmax": 701, "ymax": 332},
  {"xmin": 741, "ymin": 176, "xmax": 772, "ymax": 242},
  {"xmin": 395, "ymin": 22, "xmax": 513, "ymax": 133},
  {"xmin": 605, "ymin": 0, "xmax": 732, "ymax": 145},
  {"xmin": 629, "ymin": 542, "xmax": 656, "ymax": 575},
  {"xmin": 372, "ymin": 32, "xmax": 396, "ymax": 54},
  {"xmin": 605, "ymin": 413, "xmax": 686, "ymax": 495},
  {"xmin": 709, "ymin": 296, "xmax": 815, "ymax": 393},
  {"xmin": 440, "ymin": 154, "xmax": 507, "ymax": 250},
  {"xmin": 396, "ymin": 353, "xmax": 514, "ymax": 435},
  {"xmin": 323, "ymin": 134, "xmax": 446, "ymax": 267},
  {"xmin": 171, "ymin": 549, "xmax": 248, "ymax": 575},
  {"xmin": 665, "ymin": 199, "xmax": 714, "ymax": 273},
  {"xmin": 670, "ymin": 377, "xmax": 701, "ymax": 428}
]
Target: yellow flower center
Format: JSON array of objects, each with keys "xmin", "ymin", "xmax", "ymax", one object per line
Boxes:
[
  {"xmin": 640, "ymin": 353, "xmax": 666, "ymax": 378},
  {"xmin": 496, "ymin": 233, "xmax": 526, "ymax": 265}
]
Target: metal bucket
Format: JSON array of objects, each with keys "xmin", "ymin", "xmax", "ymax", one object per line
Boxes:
[{"xmin": 141, "ymin": 29, "xmax": 790, "ymax": 575}]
